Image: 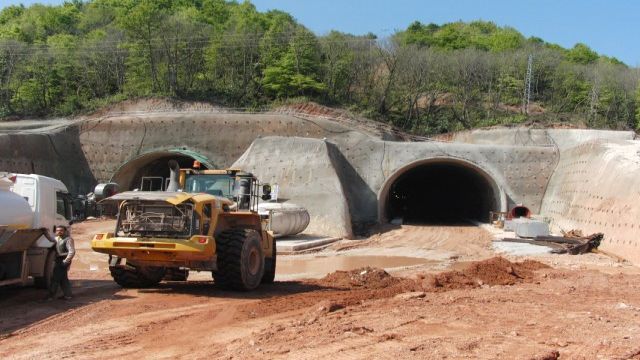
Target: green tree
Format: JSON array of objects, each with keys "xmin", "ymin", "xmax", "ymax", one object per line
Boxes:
[
  {"xmin": 566, "ymin": 43, "xmax": 599, "ymax": 64},
  {"xmin": 318, "ymin": 31, "xmax": 357, "ymax": 102},
  {"xmin": 10, "ymin": 48, "xmax": 55, "ymax": 114},
  {"xmin": 0, "ymin": 5, "xmax": 24, "ymax": 26},
  {"xmin": 206, "ymin": 1, "xmax": 265, "ymax": 104},
  {"xmin": 262, "ymin": 27, "xmax": 325, "ymax": 98},
  {"xmin": 120, "ymin": 0, "xmax": 171, "ymax": 93},
  {"xmin": 488, "ymin": 27, "xmax": 524, "ymax": 51},
  {"xmin": 0, "ymin": 39, "xmax": 26, "ymax": 115}
]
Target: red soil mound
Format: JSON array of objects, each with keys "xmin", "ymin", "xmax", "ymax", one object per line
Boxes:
[
  {"xmin": 316, "ymin": 267, "xmax": 403, "ymax": 290},
  {"xmin": 422, "ymin": 257, "xmax": 549, "ymax": 291}
]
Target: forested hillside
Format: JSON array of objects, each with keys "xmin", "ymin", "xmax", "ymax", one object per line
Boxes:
[{"xmin": 1, "ymin": 0, "xmax": 638, "ymax": 134}]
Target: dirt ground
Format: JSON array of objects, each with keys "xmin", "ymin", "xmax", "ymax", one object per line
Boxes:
[{"xmin": 1, "ymin": 220, "xmax": 640, "ymax": 360}]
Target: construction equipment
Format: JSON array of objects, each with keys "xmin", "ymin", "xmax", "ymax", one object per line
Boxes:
[
  {"xmin": 91, "ymin": 161, "xmax": 276, "ymax": 290},
  {"xmin": 181, "ymin": 162, "xmax": 309, "ymax": 238},
  {"xmin": 0, "ymin": 173, "xmax": 73, "ymax": 288}
]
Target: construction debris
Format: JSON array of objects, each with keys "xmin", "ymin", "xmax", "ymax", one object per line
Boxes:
[
  {"xmin": 501, "ymin": 233, "xmax": 603, "ymax": 255},
  {"xmin": 561, "ymin": 229, "xmax": 584, "ymax": 238}
]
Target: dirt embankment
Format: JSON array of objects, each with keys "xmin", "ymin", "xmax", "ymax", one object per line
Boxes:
[{"xmin": 1, "ymin": 220, "xmax": 639, "ymax": 359}]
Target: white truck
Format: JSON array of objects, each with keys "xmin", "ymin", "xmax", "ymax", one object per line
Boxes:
[{"xmin": 0, "ymin": 173, "xmax": 72, "ymax": 288}]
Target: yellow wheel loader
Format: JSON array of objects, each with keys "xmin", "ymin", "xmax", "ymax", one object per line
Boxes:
[{"xmin": 91, "ymin": 161, "xmax": 275, "ymax": 291}]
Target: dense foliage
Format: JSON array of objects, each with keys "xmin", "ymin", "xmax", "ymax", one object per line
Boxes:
[{"xmin": 1, "ymin": 1, "xmax": 638, "ymax": 134}]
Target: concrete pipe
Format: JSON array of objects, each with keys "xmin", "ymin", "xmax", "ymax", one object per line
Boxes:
[
  {"xmin": 508, "ymin": 205, "xmax": 531, "ymax": 219},
  {"xmin": 258, "ymin": 202, "xmax": 310, "ymax": 238}
]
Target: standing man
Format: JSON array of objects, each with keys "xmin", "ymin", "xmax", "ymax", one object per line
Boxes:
[{"xmin": 48, "ymin": 225, "xmax": 75, "ymax": 300}]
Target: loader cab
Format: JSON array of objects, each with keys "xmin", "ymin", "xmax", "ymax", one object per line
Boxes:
[
  {"xmin": 180, "ymin": 169, "xmax": 270, "ymax": 212},
  {"xmin": 183, "ymin": 172, "xmax": 235, "ymax": 198}
]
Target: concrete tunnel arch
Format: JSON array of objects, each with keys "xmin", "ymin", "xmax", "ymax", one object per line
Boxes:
[
  {"xmin": 110, "ymin": 149, "xmax": 215, "ymax": 191},
  {"xmin": 378, "ymin": 157, "xmax": 507, "ymax": 224}
]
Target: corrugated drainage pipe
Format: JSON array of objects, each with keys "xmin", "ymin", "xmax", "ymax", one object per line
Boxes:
[{"xmin": 508, "ymin": 205, "xmax": 531, "ymax": 219}]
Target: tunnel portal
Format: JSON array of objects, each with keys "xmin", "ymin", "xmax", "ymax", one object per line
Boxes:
[
  {"xmin": 384, "ymin": 160, "xmax": 499, "ymax": 224},
  {"xmin": 111, "ymin": 151, "xmax": 211, "ymax": 191}
]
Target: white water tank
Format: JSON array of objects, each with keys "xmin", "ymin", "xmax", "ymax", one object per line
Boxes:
[
  {"xmin": 258, "ymin": 202, "xmax": 310, "ymax": 238},
  {"xmin": 0, "ymin": 178, "xmax": 34, "ymax": 229}
]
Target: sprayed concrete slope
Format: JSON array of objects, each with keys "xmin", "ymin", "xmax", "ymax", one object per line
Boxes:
[
  {"xmin": 437, "ymin": 128, "xmax": 634, "ymax": 150},
  {"xmin": 0, "ymin": 127, "xmax": 95, "ymax": 194},
  {"xmin": 540, "ymin": 139, "xmax": 640, "ymax": 264},
  {"xmin": 232, "ymin": 137, "xmax": 352, "ymax": 238}
]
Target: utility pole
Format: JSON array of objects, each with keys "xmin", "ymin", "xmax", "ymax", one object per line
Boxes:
[
  {"xmin": 522, "ymin": 54, "xmax": 533, "ymax": 115},
  {"xmin": 589, "ymin": 79, "xmax": 599, "ymax": 123}
]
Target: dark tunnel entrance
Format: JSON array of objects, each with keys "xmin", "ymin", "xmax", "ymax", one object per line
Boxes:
[
  {"xmin": 383, "ymin": 160, "xmax": 500, "ymax": 224},
  {"xmin": 111, "ymin": 151, "xmax": 212, "ymax": 191}
]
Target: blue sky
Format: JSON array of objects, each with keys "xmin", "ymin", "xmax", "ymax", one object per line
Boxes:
[{"xmin": 4, "ymin": 0, "xmax": 639, "ymax": 66}]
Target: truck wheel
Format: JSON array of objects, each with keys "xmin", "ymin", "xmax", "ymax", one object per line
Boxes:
[
  {"xmin": 110, "ymin": 264, "xmax": 166, "ymax": 288},
  {"xmin": 261, "ymin": 236, "xmax": 276, "ymax": 284},
  {"xmin": 34, "ymin": 250, "xmax": 56, "ymax": 289},
  {"xmin": 213, "ymin": 229, "xmax": 265, "ymax": 291}
]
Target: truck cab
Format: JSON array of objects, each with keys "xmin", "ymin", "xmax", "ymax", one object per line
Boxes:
[
  {"xmin": 11, "ymin": 174, "xmax": 73, "ymax": 236},
  {"xmin": 0, "ymin": 173, "xmax": 72, "ymax": 287}
]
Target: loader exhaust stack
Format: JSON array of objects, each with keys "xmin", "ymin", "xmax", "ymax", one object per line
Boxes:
[{"xmin": 166, "ymin": 160, "xmax": 180, "ymax": 192}]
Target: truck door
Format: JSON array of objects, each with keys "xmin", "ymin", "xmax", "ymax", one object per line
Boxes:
[{"xmin": 55, "ymin": 191, "xmax": 73, "ymax": 227}]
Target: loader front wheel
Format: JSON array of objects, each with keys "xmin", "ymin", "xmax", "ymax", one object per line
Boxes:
[
  {"xmin": 110, "ymin": 262, "xmax": 166, "ymax": 288},
  {"xmin": 261, "ymin": 235, "xmax": 276, "ymax": 284},
  {"xmin": 213, "ymin": 229, "xmax": 264, "ymax": 291}
]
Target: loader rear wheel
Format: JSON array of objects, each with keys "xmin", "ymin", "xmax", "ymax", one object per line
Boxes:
[
  {"xmin": 213, "ymin": 228, "xmax": 264, "ymax": 291},
  {"xmin": 261, "ymin": 236, "xmax": 276, "ymax": 284},
  {"xmin": 110, "ymin": 263, "xmax": 166, "ymax": 288}
]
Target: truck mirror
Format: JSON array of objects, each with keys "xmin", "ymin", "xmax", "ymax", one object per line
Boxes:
[
  {"xmin": 262, "ymin": 184, "xmax": 271, "ymax": 195},
  {"xmin": 261, "ymin": 194, "xmax": 271, "ymax": 201}
]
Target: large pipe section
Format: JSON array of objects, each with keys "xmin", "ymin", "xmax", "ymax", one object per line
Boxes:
[{"xmin": 258, "ymin": 202, "xmax": 310, "ymax": 238}]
